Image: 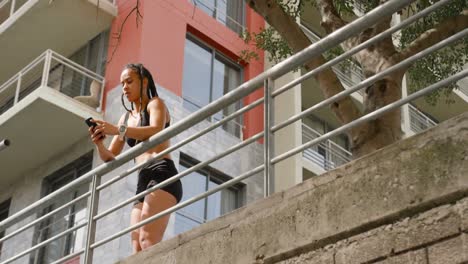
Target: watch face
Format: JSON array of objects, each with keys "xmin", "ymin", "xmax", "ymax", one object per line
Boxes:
[{"xmin": 119, "ymin": 125, "xmax": 126, "ymax": 133}]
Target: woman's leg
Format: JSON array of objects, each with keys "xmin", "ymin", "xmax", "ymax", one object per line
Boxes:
[
  {"xmin": 130, "ymin": 203, "xmax": 143, "ymax": 253},
  {"xmin": 138, "ymin": 189, "xmax": 177, "ymax": 250}
]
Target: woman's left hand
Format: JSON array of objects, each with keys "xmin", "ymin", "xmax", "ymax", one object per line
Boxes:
[{"xmin": 93, "ymin": 119, "xmax": 119, "ymax": 137}]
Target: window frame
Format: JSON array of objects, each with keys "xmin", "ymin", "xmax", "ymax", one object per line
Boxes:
[
  {"xmin": 177, "ymin": 153, "xmax": 245, "ymax": 226},
  {"xmin": 31, "ymin": 152, "xmax": 93, "ymax": 264},
  {"xmin": 191, "ymin": 0, "xmax": 246, "ymax": 34},
  {"xmin": 0, "ymin": 198, "xmax": 11, "ymax": 259},
  {"xmin": 182, "ymin": 34, "xmax": 244, "ymax": 138}
]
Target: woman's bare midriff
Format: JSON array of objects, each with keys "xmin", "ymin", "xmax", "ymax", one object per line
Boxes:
[
  {"xmin": 127, "ymin": 111, "xmax": 172, "ymax": 164},
  {"xmin": 135, "ymin": 141, "xmax": 172, "ymax": 164}
]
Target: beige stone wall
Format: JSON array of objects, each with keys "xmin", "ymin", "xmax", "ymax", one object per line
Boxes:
[{"xmin": 117, "ymin": 112, "xmax": 468, "ymax": 264}]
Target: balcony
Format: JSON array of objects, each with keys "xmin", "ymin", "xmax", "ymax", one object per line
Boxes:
[
  {"xmin": 302, "ymin": 123, "xmax": 352, "ymax": 172},
  {"xmin": 0, "ymin": 49, "xmax": 104, "ymax": 186},
  {"xmin": 408, "ymin": 104, "xmax": 437, "ymax": 133},
  {"xmin": 299, "ymin": 23, "xmax": 366, "ymax": 101},
  {"xmin": 0, "ymin": 0, "xmax": 117, "ymax": 85}
]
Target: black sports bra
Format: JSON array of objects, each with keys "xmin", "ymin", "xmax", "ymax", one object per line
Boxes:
[{"xmin": 126, "ymin": 108, "xmax": 170, "ymax": 147}]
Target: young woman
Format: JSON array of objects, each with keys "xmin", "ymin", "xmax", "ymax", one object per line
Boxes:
[{"xmin": 89, "ymin": 63, "xmax": 182, "ymax": 253}]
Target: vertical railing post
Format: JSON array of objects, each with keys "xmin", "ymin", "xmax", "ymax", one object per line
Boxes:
[
  {"xmin": 84, "ymin": 174, "xmax": 101, "ymax": 264},
  {"xmin": 9, "ymin": 0, "xmax": 16, "ymax": 16},
  {"xmin": 264, "ymin": 77, "xmax": 275, "ymax": 197},
  {"xmin": 41, "ymin": 50, "xmax": 52, "ymax": 87},
  {"xmin": 14, "ymin": 73, "xmax": 22, "ymax": 105}
]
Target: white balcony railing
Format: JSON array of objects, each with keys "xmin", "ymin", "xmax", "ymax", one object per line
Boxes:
[
  {"xmin": 0, "ymin": 0, "xmax": 116, "ymax": 28},
  {"xmin": 408, "ymin": 104, "xmax": 437, "ymax": 133},
  {"xmin": 0, "ymin": 49, "xmax": 105, "ymax": 115},
  {"xmin": 300, "ymin": 23, "xmax": 366, "ymax": 96},
  {"xmin": 302, "ymin": 123, "xmax": 353, "ymax": 171}
]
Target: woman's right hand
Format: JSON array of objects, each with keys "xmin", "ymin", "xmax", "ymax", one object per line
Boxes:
[{"xmin": 89, "ymin": 127, "xmax": 106, "ymax": 145}]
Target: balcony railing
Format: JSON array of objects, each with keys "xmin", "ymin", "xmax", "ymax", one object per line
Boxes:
[
  {"xmin": 0, "ymin": 49, "xmax": 105, "ymax": 115},
  {"xmin": 302, "ymin": 123, "xmax": 353, "ymax": 171},
  {"xmin": 0, "ymin": 0, "xmax": 116, "ymax": 28},
  {"xmin": 408, "ymin": 104, "xmax": 437, "ymax": 133},
  {"xmin": 300, "ymin": 23, "xmax": 366, "ymax": 96}
]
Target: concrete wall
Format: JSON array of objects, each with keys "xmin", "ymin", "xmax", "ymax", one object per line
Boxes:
[{"xmin": 117, "ymin": 111, "xmax": 468, "ymax": 264}]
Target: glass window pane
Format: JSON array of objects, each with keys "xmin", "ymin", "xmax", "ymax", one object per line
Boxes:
[
  {"xmin": 212, "ymin": 57, "xmax": 242, "ymax": 136},
  {"xmin": 197, "ymin": 0, "xmax": 215, "ymax": 17},
  {"xmin": 207, "ymin": 181, "xmax": 238, "ymax": 221},
  {"xmin": 173, "ymin": 212, "xmax": 202, "ymax": 235},
  {"xmin": 226, "ymin": 0, "xmax": 244, "ymax": 34},
  {"xmin": 35, "ymin": 152, "xmax": 92, "ymax": 264},
  {"xmin": 182, "ymin": 39, "xmax": 212, "ymax": 113},
  {"xmin": 178, "ymin": 164, "xmax": 207, "ymax": 222}
]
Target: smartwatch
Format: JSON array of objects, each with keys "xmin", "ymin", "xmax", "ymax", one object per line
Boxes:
[{"xmin": 118, "ymin": 124, "xmax": 127, "ymax": 140}]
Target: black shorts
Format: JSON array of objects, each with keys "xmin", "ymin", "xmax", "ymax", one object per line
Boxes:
[{"xmin": 135, "ymin": 158, "xmax": 183, "ymax": 204}]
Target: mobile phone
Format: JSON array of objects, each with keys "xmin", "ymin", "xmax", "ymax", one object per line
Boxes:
[
  {"xmin": 86, "ymin": 118, "xmax": 105, "ymax": 139},
  {"xmin": 85, "ymin": 117, "xmax": 97, "ymax": 128}
]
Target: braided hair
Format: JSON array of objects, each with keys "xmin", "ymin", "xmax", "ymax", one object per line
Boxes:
[{"xmin": 120, "ymin": 63, "xmax": 159, "ymax": 113}]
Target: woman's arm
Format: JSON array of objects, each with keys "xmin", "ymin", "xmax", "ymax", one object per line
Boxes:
[
  {"xmin": 90, "ymin": 115, "xmax": 126, "ymax": 162},
  {"xmin": 93, "ymin": 98, "xmax": 166, "ymax": 142}
]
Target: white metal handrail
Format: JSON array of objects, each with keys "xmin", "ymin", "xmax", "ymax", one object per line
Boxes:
[
  {"xmin": 302, "ymin": 123, "xmax": 352, "ymax": 170},
  {"xmin": 0, "ymin": 49, "xmax": 105, "ymax": 115},
  {"xmin": 182, "ymin": 95, "xmax": 245, "ymax": 138},
  {"xmin": 299, "ymin": 23, "xmax": 366, "ymax": 95},
  {"xmin": 408, "ymin": 104, "xmax": 437, "ymax": 133},
  {"xmin": 0, "ymin": 0, "xmax": 117, "ymax": 28},
  {"xmin": 1, "ymin": 0, "xmax": 466, "ymax": 263}
]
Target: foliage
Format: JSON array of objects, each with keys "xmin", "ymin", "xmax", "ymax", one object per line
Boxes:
[
  {"xmin": 242, "ymin": 0, "xmax": 468, "ymax": 105},
  {"xmin": 399, "ymin": 0, "xmax": 468, "ymax": 104}
]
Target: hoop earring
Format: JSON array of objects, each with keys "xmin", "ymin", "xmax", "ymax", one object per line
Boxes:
[{"xmin": 121, "ymin": 93, "xmax": 132, "ymax": 112}]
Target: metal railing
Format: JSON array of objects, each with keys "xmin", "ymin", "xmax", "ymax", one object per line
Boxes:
[
  {"xmin": 182, "ymin": 95, "xmax": 245, "ymax": 139},
  {"xmin": 1, "ymin": 0, "xmax": 467, "ymax": 263},
  {"xmin": 0, "ymin": 49, "xmax": 105, "ymax": 116},
  {"xmin": 0, "ymin": 0, "xmax": 116, "ymax": 29},
  {"xmin": 300, "ymin": 22, "xmax": 366, "ymax": 96},
  {"xmin": 408, "ymin": 104, "xmax": 437, "ymax": 133},
  {"xmin": 302, "ymin": 124, "xmax": 353, "ymax": 171}
]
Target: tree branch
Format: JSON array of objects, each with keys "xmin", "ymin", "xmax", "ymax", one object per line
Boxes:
[
  {"xmin": 107, "ymin": 0, "xmax": 143, "ymax": 63},
  {"xmin": 395, "ymin": 9, "xmax": 468, "ymax": 65},
  {"xmin": 317, "ymin": 0, "xmax": 397, "ymax": 72},
  {"xmin": 246, "ymin": 0, "xmax": 365, "ymax": 139}
]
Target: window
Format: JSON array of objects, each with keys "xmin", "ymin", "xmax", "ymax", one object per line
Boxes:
[
  {"xmin": 0, "ymin": 199, "xmax": 11, "ymax": 259},
  {"xmin": 31, "ymin": 152, "xmax": 92, "ymax": 264},
  {"xmin": 173, "ymin": 154, "xmax": 244, "ymax": 235},
  {"xmin": 52, "ymin": 30, "xmax": 109, "ymax": 98},
  {"xmin": 193, "ymin": 0, "xmax": 245, "ymax": 34},
  {"xmin": 182, "ymin": 36, "xmax": 243, "ymax": 138}
]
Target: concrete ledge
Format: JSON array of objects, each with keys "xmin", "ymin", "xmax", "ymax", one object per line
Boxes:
[{"xmin": 118, "ymin": 112, "xmax": 468, "ymax": 264}]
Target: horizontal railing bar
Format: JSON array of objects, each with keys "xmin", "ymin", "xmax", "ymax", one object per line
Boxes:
[
  {"xmin": 50, "ymin": 249, "xmax": 84, "ymax": 264},
  {"xmin": 51, "ymin": 56, "xmax": 104, "ymax": 83},
  {"xmin": 272, "ymin": 68, "xmax": 468, "ymax": 165},
  {"xmin": 96, "ymin": 97, "xmax": 264, "ymax": 192},
  {"xmin": 0, "ymin": 0, "xmax": 413, "ymax": 231},
  {"xmin": 0, "ymin": 222, "xmax": 87, "ymax": 264},
  {"xmin": 271, "ymin": 27, "xmax": 468, "ymax": 133},
  {"xmin": 50, "ymin": 51, "xmax": 104, "ymax": 81},
  {"xmin": 94, "ymin": 132, "xmax": 263, "ymax": 221},
  {"xmin": 271, "ymin": 0, "xmax": 451, "ymax": 98},
  {"xmin": 91, "ymin": 165, "xmax": 265, "ymax": 249},
  {"xmin": 0, "ymin": 52, "xmax": 47, "ymax": 93},
  {"xmin": 0, "ymin": 191, "xmax": 90, "ymax": 243}
]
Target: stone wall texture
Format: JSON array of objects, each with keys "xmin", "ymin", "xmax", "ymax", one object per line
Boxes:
[{"xmin": 118, "ymin": 111, "xmax": 468, "ymax": 264}]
